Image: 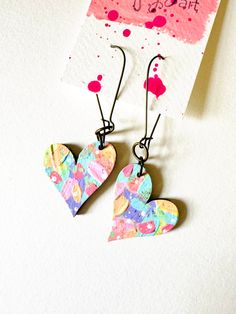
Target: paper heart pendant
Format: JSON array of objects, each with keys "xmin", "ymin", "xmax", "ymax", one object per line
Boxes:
[
  {"xmin": 44, "ymin": 142, "xmax": 116, "ymax": 216},
  {"xmin": 108, "ymin": 164, "xmax": 179, "ymax": 241}
]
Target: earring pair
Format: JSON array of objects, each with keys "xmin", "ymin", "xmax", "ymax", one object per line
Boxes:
[{"xmin": 44, "ymin": 46, "xmax": 179, "ymax": 241}]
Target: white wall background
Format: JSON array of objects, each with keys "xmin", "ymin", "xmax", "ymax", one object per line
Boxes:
[{"xmin": 0, "ymin": 1, "xmax": 235, "ymax": 313}]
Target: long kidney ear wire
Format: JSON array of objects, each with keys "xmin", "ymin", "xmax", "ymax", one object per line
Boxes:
[
  {"xmin": 95, "ymin": 45, "xmax": 126, "ymax": 149},
  {"xmin": 132, "ymin": 53, "xmax": 165, "ymax": 176}
]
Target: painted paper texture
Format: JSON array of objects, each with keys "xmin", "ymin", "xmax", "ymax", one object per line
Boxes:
[
  {"xmin": 108, "ymin": 164, "xmax": 179, "ymax": 241},
  {"xmin": 63, "ymin": 0, "xmax": 221, "ymax": 118},
  {"xmin": 44, "ymin": 142, "xmax": 116, "ymax": 216}
]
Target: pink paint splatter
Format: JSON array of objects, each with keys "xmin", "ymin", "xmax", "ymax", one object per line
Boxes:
[
  {"xmin": 108, "ymin": 10, "xmax": 119, "ymax": 21},
  {"xmin": 88, "ymin": 75, "xmax": 103, "ymax": 93},
  {"xmin": 123, "ymin": 29, "xmax": 131, "ymax": 37},
  {"xmin": 153, "ymin": 16, "xmax": 167, "ymax": 27},
  {"xmin": 145, "ymin": 21, "xmax": 154, "ymax": 29},
  {"xmin": 88, "ymin": 81, "xmax": 101, "ymax": 93},
  {"xmin": 145, "ymin": 15, "xmax": 166, "ymax": 29},
  {"xmin": 144, "ymin": 74, "xmax": 166, "ymax": 100},
  {"xmin": 88, "ymin": 0, "xmax": 220, "ymax": 44}
]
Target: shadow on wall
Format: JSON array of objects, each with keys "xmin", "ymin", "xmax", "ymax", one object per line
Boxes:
[{"xmin": 187, "ymin": 0, "xmax": 228, "ymax": 118}]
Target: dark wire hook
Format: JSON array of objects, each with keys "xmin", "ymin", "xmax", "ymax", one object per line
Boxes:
[
  {"xmin": 95, "ymin": 94, "xmax": 111, "ymax": 149},
  {"xmin": 96, "ymin": 93, "xmax": 106, "ymax": 131},
  {"xmin": 143, "ymin": 54, "xmax": 165, "ymax": 143},
  {"xmin": 95, "ymin": 45, "xmax": 126, "ymax": 149},
  {"xmin": 109, "ymin": 45, "xmax": 127, "ymax": 126},
  {"xmin": 133, "ymin": 53, "xmax": 165, "ymax": 176}
]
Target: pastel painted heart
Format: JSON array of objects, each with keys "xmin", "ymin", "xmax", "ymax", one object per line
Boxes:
[
  {"xmin": 44, "ymin": 142, "xmax": 116, "ymax": 216},
  {"xmin": 109, "ymin": 163, "xmax": 178, "ymax": 241}
]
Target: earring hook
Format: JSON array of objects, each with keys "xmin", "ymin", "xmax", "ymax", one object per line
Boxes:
[
  {"xmin": 95, "ymin": 45, "xmax": 126, "ymax": 149},
  {"xmin": 132, "ymin": 53, "xmax": 165, "ymax": 176}
]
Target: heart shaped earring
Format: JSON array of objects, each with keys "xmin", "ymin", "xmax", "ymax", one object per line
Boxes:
[
  {"xmin": 108, "ymin": 54, "xmax": 179, "ymax": 241},
  {"xmin": 44, "ymin": 45, "xmax": 127, "ymax": 216}
]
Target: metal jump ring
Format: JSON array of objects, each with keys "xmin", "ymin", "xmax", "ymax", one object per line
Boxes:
[{"xmin": 132, "ymin": 142, "xmax": 149, "ymax": 163}]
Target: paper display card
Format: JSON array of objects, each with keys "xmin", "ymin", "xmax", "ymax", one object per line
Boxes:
[{"xmin": 62, "ymin": 0, "xmax": 221, "ymax": 119}]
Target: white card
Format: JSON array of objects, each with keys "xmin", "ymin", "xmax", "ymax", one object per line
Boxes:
[{"xmin": 63, "ymin": 0, "xmax": 221, "ymax": 119}]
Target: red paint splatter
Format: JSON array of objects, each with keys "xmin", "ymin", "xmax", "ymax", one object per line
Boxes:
[
  {"xmin": 153, "ymin": 16, "xmax": 167, "ymax": 27},
  {"xmin": 88, "ymin": 75, "xmax": 103, "ymax": 92},
  {"xmin": 123, "ymin": 29, "xmax": 131, "ymax": 37},
  {"xmin": 145, "ymin": 21, "xmax": 153, "ymax": 29},
  {"xmin": 144, "ymin": 74, "xmax": 166, "ymax": 100},
  {"xmin": 145, "ymin": 15, "xmax": 166, "ymax": 29},
  {"xmin": 88, "ymin": 80, "xmax": 102, "ymax": 93},
  {"xmin": 108, "ymin": 10, "xmax": 119, "ymax": 21},
  {"xmin": 88, "ymin": 0, "xmax": 219, "ymax": 44}
]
